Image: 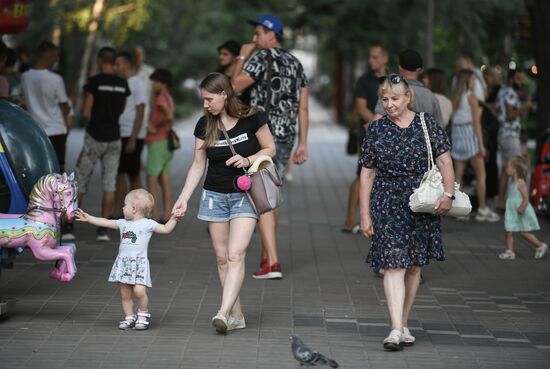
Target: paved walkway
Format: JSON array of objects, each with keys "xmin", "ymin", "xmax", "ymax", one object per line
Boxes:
[{"xmin": 1, "ymin": 99, "xmax": 550, "ymax": 369}]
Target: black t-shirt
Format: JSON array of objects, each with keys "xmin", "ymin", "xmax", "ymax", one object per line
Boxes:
[
  {"xmin": 194, "ymin": 111, "xmax": 267, "ymax": 193},
  {"xmin": 84, "ymin": 73, "xmax": 130, "ymax": 142},
  {"xmin": 355, "ymin": 70, "xmax": 380, "ymax": 125}
]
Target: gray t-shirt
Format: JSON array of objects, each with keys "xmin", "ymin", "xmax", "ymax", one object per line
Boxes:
[{"xmin": 375, "ymin": 79, "xmax": 444, "ymax": 127}]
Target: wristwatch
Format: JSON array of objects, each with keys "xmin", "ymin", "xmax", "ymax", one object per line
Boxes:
[
  {"xmin": 443, "ymin": 192, "xmax": 456, "ymax": 200},
  {"xmin": 236, "ymin": 55, "xmax": 246, "ymax": 61}
]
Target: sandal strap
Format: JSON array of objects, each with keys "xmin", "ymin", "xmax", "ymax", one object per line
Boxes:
[
  {"xmin": 137, "ymin": 311, "xmax": 151, "ymax": 318},
  {"xmin": 401, "ymin": 327, "xmax": 416, "ymax": 342},
  {"xmin": 384, "ymin": 329, "xmax": 402, "ymax": 344}
]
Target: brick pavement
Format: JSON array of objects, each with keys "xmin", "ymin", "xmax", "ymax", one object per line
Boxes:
[{"xmin": 1, "ymin": 99, "xmax": 549, "ymax": 369}]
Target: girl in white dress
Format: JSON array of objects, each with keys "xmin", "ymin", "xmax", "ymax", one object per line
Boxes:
[{"xmin": 76, "ymin": 189, "xmax": 179, "ymax": 330}]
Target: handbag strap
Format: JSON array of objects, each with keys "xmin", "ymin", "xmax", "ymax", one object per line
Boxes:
[
  {"xmin": 419, "ymin": 112, "xmax": 435, "ymax": 171},
  {"xmin": 218, "ymin": 121, "xmax": 248, "ymax": 174}
]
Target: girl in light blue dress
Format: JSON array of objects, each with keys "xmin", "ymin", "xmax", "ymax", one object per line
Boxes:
[{"xmin": 499, "ymin": 155, "xmax": 548, "ymax": 260}]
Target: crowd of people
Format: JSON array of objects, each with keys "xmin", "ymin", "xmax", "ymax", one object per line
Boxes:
[{"xmin": 0, "ymin": 12, "xmax": 547, "ymax": 351}]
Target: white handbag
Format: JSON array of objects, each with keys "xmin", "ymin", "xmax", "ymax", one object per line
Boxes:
[{"xmin": 409, "ymin": 112, "xmax": 472, "ymax": 217}]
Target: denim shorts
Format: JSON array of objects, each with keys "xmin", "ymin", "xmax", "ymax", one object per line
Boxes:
[{"xmin": 198, "ymin": 189, "xmax": 258, "ymax": 222}]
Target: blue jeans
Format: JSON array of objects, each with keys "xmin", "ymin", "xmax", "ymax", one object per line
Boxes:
[{"xmin": 198, "ymin": 189, "xmax": 258, "ymax": 222}]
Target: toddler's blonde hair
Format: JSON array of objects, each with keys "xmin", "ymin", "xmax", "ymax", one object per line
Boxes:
[
  {"xmin": 508, "ymin": 154, "xmax": 530, "ymax": 180},
  {"xmin": 126, "ymin": 189, "xmax": 155, "ymax": 217}
]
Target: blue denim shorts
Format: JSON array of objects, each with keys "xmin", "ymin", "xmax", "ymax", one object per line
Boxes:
[{"xmin": 198, "ymin": 189, "xmax": 258, "ymax": 222}]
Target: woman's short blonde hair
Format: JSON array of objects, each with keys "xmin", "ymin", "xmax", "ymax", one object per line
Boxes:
[
  {"xmin": 378, "ymin": 75, "xmax": 415, "ymax": 109},
  {"xmin": 126, "ymin": 189, "xmax": 155, "ymax": 217}
]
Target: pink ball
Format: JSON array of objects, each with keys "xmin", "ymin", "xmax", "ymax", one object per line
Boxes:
[{"xmin": 236, "ymin": 175, "xmax": 252, "ymax": 190}]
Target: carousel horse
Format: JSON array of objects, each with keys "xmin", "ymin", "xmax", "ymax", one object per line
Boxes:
[{"xmin": 0, "ymin": 173, "xmax": 78, "ymax": 282}]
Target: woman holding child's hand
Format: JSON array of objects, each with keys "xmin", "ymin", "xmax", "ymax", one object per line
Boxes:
[{"xmin": 173, "ymin": 72, "xmax": 275, "ymax": 334}]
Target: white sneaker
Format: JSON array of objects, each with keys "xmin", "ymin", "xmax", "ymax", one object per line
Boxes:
[
  {"xmin": 212, "ymin": 311, "xmax": 228, "ymax": 334},
  {"xmin": 535, "ymin": 243, "xmax": 548, "ymax": 259},
  {"xmin": 475, "ymin": 207, "xmax": 500, "ymax": 222},
  {"xmin": 227, "ymin": 315, "xmax": 246, "ymax": 331},
  {"xmin": 498, "ymin": 250, "xmax": 516, "ymax": 260}
]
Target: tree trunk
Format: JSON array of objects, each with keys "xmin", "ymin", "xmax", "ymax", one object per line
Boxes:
[
  {"xmin": 425, "ymin": 0, "xmax": 434, "ymax": 68},
  {"xmin": 528, "ymin": 0, "xmax": 550, "ymax": 145},
  {"xmin": 74, "ymin": 0, "xmax": 105, "ymax": 115}
]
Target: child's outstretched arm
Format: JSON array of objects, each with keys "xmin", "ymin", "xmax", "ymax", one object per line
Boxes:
[
  {"xmin": 75, "ymin": 209, "xmax": 119, "ymax": 229},
  {"xmin": 517, "ymin": 179, "xmax": 529, "ymax": 215},
  {"xmin": 154, "ymin": 216, "xmax": 178, "ymax": 234}
]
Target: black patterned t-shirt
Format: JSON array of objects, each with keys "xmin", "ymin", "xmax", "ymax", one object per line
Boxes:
[{"xmin": 243, "ymin": 48, "xmax": 308, "ymax": 144}]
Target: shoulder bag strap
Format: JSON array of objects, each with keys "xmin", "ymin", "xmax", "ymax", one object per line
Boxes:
[
  {"xmin": 218, "ymin": 122, "xmax": 247, "ymax": 174},
  {"xmin": 419, "ymin": 112, "xmax": 435, "ymax": 171}
]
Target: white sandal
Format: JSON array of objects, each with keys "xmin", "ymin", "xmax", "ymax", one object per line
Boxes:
[
  {"xmin": 135, "ymin": 311, "xmax": 151, "ymax": 330},
  {"xmin": 118, "ymin": 315, "xmax": 136, "ymax": 330},
  {"xmin": 400, "ymin": 327, "xmax": 415, "ymax": 346},
  {"xmin": 383, "ymin": 329, "xmax": 403, "ymax": 351}
]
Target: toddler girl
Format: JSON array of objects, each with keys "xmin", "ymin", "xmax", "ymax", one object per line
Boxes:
[
  {"xmin": 499, "ymin": 155, "xmax": 548, "ymax": 260},
  {"xmin": 76, "ymin": 189, "xmax": 179, "ymax": 329}
]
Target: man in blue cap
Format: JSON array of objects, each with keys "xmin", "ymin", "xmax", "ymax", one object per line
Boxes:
[{"xmin": 232, "ymin": 13, "xmax": 310, "ymax": 280}]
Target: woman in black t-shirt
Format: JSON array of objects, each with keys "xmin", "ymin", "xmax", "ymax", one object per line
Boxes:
[{"xmin": 172, "ymin": 73, "xmax": 275, "ymax": 334}]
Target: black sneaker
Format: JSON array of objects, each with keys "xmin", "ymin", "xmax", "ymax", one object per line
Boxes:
[
  {"xmin": 96, "ymin": 227, "xmax": 110, "ymax": 242},
  {"xmin": 61, "ymin": 222, "xmax": 75, "ymax": 241}
]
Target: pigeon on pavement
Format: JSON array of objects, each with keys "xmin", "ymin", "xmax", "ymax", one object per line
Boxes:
[{"xmin": 290, "ymin": 335, "xmax": 339, "ymax": 368}]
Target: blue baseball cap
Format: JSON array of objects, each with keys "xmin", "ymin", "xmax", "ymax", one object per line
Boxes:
[{"xmin": 248, "ymin": 14, "xmax": 283, "ymax": 37}]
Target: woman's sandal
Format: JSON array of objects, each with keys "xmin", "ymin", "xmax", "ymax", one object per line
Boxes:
[
  {"xmin": 383, "ymin": 329, "xmax": 403, "ymax": 351},
  {"xmin": 400, "ymin": 327, "xmax": 416, "ymax": 346},
  {"xmin": 118, "ymin": 315, "xmax": 136, "ymax": 330},
  {"xmin": 135, "ymin": 311, "xmax": 151, "ymax": 330}
]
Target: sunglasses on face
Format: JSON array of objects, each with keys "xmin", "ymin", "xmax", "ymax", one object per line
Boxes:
[{"xmin": 379, "ymin": 74, "xmax": 408, "ymax": 86}]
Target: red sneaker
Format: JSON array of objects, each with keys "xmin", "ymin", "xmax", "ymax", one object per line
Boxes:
[{"xmin": 252, "ymin": 262, "xmax": 283, "ymax": 280}]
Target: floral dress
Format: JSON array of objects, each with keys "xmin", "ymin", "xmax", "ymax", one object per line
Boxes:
[
  {"xmin": 108, "ymin": 218, "xmax": 158, "ymax": 287},
  {"xmin": 360, "ymin": 112, "xmax": 451, "ymax": 269}
]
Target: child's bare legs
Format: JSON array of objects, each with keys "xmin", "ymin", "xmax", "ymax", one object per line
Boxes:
[
  {"xmin": 119, "ymin": 283, "xmax": 134, "ymax": 316},
  {"xmin": 134, "ymin": 284, "xmax": 149, "ymax": 312},
  {"xmin": 505, "ymin": 232, "xmax": 514, "ymax": 251},
  {"xmin": 520, "ymin": 232, "xmax": 543, "ymax": 248}
]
